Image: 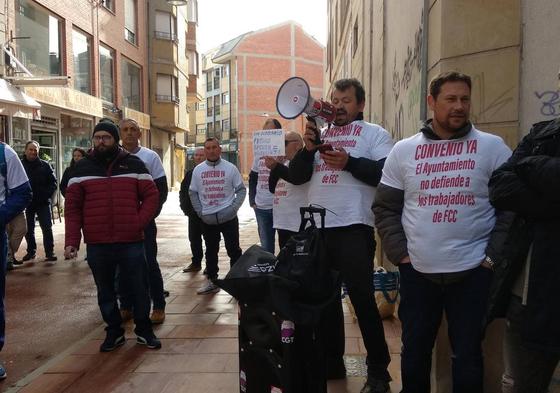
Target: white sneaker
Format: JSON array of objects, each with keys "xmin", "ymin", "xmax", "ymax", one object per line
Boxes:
[{"xmin": 197, "ymin": 280, "xmax": 220, "ymax": 295}]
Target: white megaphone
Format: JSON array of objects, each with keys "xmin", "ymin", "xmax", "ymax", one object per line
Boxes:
[{"xmin": 276, "ymin": 77, "xmax": 336, "ymax": 123}]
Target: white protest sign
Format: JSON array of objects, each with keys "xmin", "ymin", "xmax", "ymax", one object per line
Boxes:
[{"xmin": 252, "ymin": 129, "xmax": 285, "ymax": 157}]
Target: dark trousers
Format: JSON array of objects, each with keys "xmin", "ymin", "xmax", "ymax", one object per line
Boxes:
[
  {"xmin": 87, "ymin": 242, "xmax": 152, "ymax": 336},
  {"xmin": 202, "ymin": 217, "xmax": 242, "ymax": 280},
  {"xmin": 120, "ymin": 220, "xmax": 165, "ymax": 310},
  {"xmin": 0, "ymin": 230, "xmax": 7, "ymax": 351},
  {"xmin": 188, "ymin": 214, "xmax": 204, "ymax": 266},
  {"xmin": 320, "ymin": 225, "xmax": 391, "ymax": 381},
  {"xmin": 278, "ymin": 229, "xmax": 298, "ymax": 250},
  {"xmin": 502, "ymin": 295, "xmax": 560, "ymax": 393},
  {"xmin": 25, "ymin": 203, "xmax": 54, "ymax": 256},
  {"xmin": 398, "ymin": 263, "xmax": 493, "ymax": 393}
]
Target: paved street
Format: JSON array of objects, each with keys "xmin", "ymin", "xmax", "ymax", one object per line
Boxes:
[{"xmin": 1, "ymin": 191, "xmax": 402, "ymax": 392}]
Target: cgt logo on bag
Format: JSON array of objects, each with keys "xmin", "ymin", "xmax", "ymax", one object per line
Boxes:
[
  {"xmin": 294, "ymin": 240, "xmax": 308, "ymax": 256},
  {"xmin": 280, "ymin": 320, "xmax": 295, "ymax": 344},
  {"xmin": 240, "ymin": 370, "xmax": 247, "ymax": 392},
  {"xmin": 247, "ymin": 263, "xmax": 276, "ymax": 274}
]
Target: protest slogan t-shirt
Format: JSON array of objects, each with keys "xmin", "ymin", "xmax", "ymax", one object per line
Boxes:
[
  {"xmin": 272, "ymin": 160, "xmax": 309, "ymax": 232},
  {"xmin": 380, "ymin": 128, "xmax": 512, "ymax": 273},
  {"xmin": 308, "ymin": 120, "xmax": 394, "ymax": 228},
  {"xmin": 251, "ymin": 156, "xmax": 274, "ymax": 210},
  {"xmin": 189, "ymin": 159, "xmax": 244, "ymax": 215}
]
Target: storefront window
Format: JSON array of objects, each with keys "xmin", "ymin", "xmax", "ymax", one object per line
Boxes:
[
  {"xmin": 121, "ymin": 58, "xmax": 141, "ymax": 111},
  {"xmin": 72, "ymin": 29, "xmax": 92, "ymax": 94},
  {"xmin": 99, "ymin": 45, "xmax": 114, "ymax": 102},
  {"xmin": 61, "ymin": 114, "xmax": 92, "ymax": 172},
  {"xmin": 15, "ymin": 0, "xmax": 62, "ymax": 76},
  {"xmin": 11, "ymin": 117, "xmax": 28, "ymax": 156}
]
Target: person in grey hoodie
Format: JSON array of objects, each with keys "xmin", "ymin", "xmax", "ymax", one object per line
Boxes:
[{"xmin": 189, "ymin": 137, "xmax": 246, "ymax": 294}]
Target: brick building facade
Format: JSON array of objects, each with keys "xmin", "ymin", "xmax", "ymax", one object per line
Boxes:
[{"xmin": 198, "ymin": 21, "xmax": 324, "ymax": 177}]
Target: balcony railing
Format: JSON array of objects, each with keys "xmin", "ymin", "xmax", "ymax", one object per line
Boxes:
[
  {"xmin": 156, "ymin": 95, "xmax": 180, "ymax": 104},
  {"xmin": 154, "ymin": 31, "xmax": 178, "ymax": 43}
]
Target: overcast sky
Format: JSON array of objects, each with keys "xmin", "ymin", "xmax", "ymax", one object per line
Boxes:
[{"xmin": 197, "ymin": 0, "xmax": 327, "ymax": 53}]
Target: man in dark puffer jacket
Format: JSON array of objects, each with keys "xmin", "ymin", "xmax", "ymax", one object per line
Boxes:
[
  {"xmin": 488, "ymin": 116, "xmax": 560, "ymax": 393},
  {"xmin": 64, "ymin": 121, "xmax": 161, "ymax": 352}
]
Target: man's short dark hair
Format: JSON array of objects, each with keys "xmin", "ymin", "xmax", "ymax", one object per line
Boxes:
[
  {"xmin": 204, "ymin": 137, "xmax": 220, "ymax": 146},
  {"xmin": 429, "ymin": 71, "xmax": 472, "ymax": 99},
  {"xmin": 25, "ymin": 140, "xmax": 39, "ymax": 149},
  {"xmin": 269, "ymin": 118, "xmax": 282, "ymax": 129},
  {"xmin": 333, "ymin": 78, "xmax": 366, "ymax": 104}
]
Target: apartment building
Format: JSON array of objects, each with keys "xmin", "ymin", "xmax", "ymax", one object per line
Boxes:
[
  {"xmin": 197, "ymin": 21, "xmax": 325, "ymax": 177},
  {"xmin": 148, "ymin": 0, "xmax": 198, "ymax": 186},
  {"xmin": 1, "ymin": 0, "xmax": 150, "ymax": 181}
]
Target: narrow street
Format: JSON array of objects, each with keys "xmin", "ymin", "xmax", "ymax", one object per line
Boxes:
[{"xmin": 1, "ymin": 191, "xmax": 255, "ymax": 389}]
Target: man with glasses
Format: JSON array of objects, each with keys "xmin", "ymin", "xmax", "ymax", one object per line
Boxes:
[{"xmin": 64, "ymin": 121, "xmax": 161, "ymax": 352}]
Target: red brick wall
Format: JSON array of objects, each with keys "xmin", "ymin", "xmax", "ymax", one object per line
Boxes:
[{"xmin": 233, "ymin": 22, "xmax": 325, "ymax": 175}]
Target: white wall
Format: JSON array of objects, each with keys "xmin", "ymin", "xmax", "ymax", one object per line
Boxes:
[
  {"xmin": 519, "ymin": 0, "xmax": 560, "ymax": 135},
  {"xmin": 382, "ymin": 0, "xmax": 424, "ymax": 140}
]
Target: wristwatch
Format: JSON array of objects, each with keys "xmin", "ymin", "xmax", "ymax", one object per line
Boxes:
[{"xmin": 484, "ymin": 256, "xmax": 495, "ymax": 271}]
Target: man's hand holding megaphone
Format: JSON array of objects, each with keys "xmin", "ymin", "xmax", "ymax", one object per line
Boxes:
[{"xmin": 304, "ymin": 119, "xmax": 349, "ymax": 170}]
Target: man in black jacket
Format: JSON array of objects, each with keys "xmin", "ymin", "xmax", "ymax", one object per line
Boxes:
[
  {"xmin": 287, "ymin": 78, "xmax": 394, "ymax": 393},
  {"xmin": 21, "ymin": 140, "xmax": 58, "ymax": 262},
  {"xmin": 180, "ymin": 148, "xmax": 206, "ymax": 273},
  {"xmin": 488, "ymin": 116, "xmax": 560, "ymax": 393}
]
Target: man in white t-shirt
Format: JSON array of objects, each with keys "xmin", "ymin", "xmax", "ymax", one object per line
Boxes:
[
  {"xmin": 189, "ymin": 137, "xmax": 246, "ymax": 294},
  {"xmin": 120, "ymin": 118, "xmax": 168, "ymax": 324},
  {"xmin": 373, "ymin": 71, "xmax": 512, "ymax": 393},
  {"xmin": 0, "ymin": 142, "xmax": 32, "ymax": 378},
  {"xmin": 264, "ymin": 131, "xmax": 307, "ymax": 248},
  {"xmin": 287, "ymin": 78, "xmax": 394, "ymax": 393},
  {"xmin": 249, "ymin": 118, "xmax": 282, "ymax": 254}
]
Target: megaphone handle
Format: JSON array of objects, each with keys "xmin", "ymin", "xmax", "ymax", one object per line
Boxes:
[{"xmin": 306, "ymin": 116, "xmax": 322, "ymax": 145}]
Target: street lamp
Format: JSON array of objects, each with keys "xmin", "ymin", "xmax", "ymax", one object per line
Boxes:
[{"xmin": 166, "ymin": 0, "xmax": 188, "ymax": 5}]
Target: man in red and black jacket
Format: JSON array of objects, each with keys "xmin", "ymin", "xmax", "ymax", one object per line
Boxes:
[{"xmin": 64, "ymin": 121, "xmax": 161, "ymax": 352}]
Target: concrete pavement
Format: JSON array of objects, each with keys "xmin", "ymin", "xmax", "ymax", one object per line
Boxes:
[{"xmin": 2, "ymin": 192, "xmax": 402, "ymax": 392}]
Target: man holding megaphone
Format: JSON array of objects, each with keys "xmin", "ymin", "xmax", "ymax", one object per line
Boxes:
[{"xmin": 281, "ymin": 78, "xmax": 394, "ymax": 393}]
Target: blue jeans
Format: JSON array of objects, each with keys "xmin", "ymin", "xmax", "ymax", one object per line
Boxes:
[
  {"xmin": 87, "ymin": 242, "xmax": 152, "ymax": 336},
  {"xmin": 254, "ymin": 208, "xmax": 275, "ymax": 254},
  {"xmin": 119, "ymin": 220, "xmax": 165, "ymax": 310},
  {"xmin": 25, "ymin": 203, "xmax": 54, "ymax": 256},
  {"xmin": 0, "ymin": 230, "xmax": 7, "ymax": 351},
  {"xmin": 398, "ymin": 263, "xmax": 493, "ymax": 393}
]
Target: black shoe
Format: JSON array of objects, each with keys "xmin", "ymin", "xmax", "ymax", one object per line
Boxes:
[
  {"xmin": 22, "ymin": 253, "xmax": 36, "ymax": 262},
  {"xmin": 136, "ymin": 333, "xmax": 161, "ymax": 349},
  {"xmin": 182, "ymin": 263, "xmax": 202, "ymax": 273},
  {"xmin": 163, "ymin": 290, "xmax": 170, "ymax": 297},
  {"xmin": 360, "ymin": 378, "xmax": 390, "ymax": 393},
  {"xmin": 100, "ymin": 331, "xmax": 125, "ymax": 352},
  {"xmin": 6, "ymin": 262, "xmax": 14, "ymax": 271},
  {"xmin": 45, "ymin": 255, "xmax": 58, "ymax": 262},
  {"xmin": 12, "ymin": 257, "xmax": 23, "ymax": 266}
]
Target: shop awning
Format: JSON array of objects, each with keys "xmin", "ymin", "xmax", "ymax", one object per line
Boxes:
[{"xmin": 0, "ymin": 79, "xmax": 41, "ymax": 119}]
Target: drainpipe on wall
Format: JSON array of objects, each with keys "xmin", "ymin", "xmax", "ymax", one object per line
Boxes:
[{"xmin": 420, "ymin": 0, "xmax": 429, "ymax": 121}]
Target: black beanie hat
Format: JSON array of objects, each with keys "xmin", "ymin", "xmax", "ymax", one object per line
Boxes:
[{"xmin": 93, "ymin": 121, "xmax": 120, "ymax": 142}]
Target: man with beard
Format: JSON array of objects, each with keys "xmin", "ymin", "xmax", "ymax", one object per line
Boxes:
[
  {"xmin": 373, "ymin": 71, "xmax": 512, "ymax": 393},
  {"xmin": 119, "ymin": 118, "xmax": 169, "ymax": 325},
  {"xmin": 64, "ymin": 121, "xmax": 161, "ymax": 352},
  {"xmin": 287, "ymin": 78, "xmax": 394, "ymax": 393}
]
